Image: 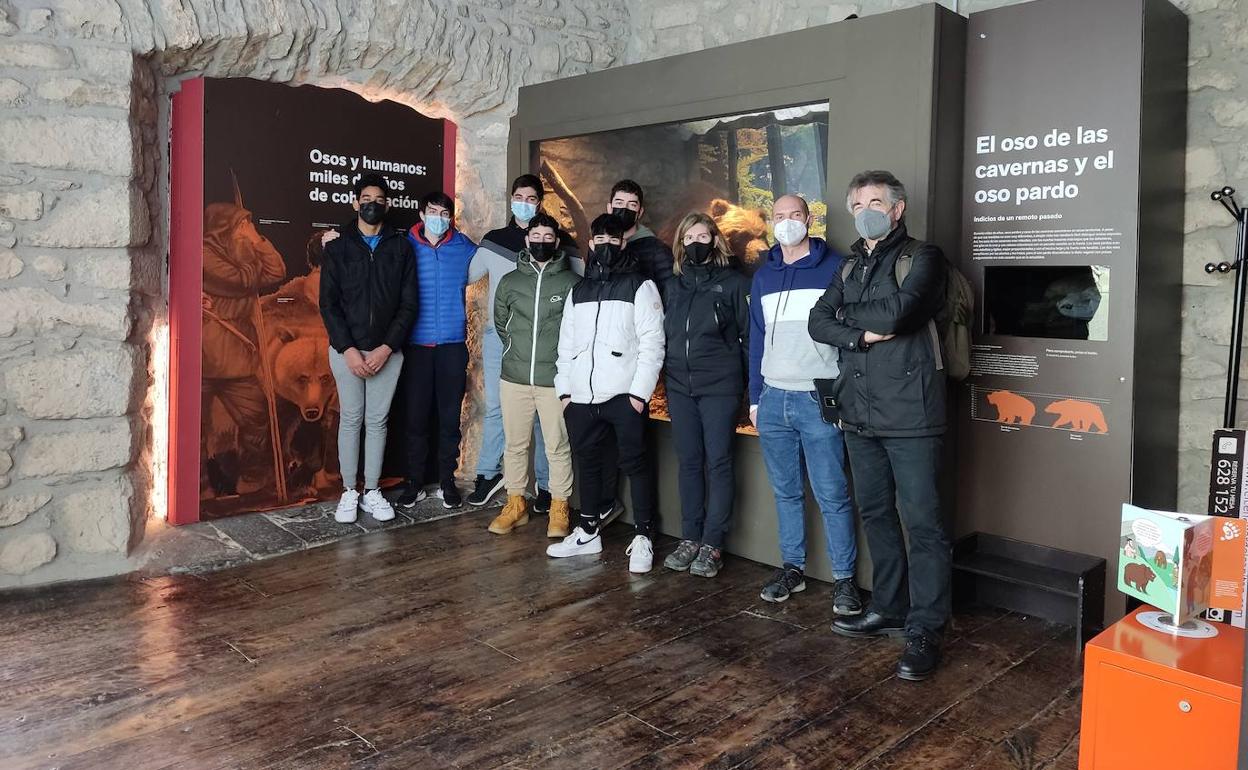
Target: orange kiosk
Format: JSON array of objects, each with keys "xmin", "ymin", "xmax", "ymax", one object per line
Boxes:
[{"xmin": 1079, "ymin": 610, "xmax": 1242, "ymax": 768}]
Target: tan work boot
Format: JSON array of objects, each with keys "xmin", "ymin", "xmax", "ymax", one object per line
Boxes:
[
  {"xmin": 488, "ymin": 494, "xmax": 529, "ymax": 534},
  {"xmin": 547, "ymin": 498, "xmax": 571, "ymax": 539}
]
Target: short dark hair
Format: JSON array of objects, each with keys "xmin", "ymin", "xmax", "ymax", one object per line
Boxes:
[
  {"xmin": 420, "ymin": 190, "xmax": 455, "ymax": 217},
  {"xmin": 590, "ymin": 213, "xmax": 626, "ymax": 239},
  {"xmin": 527, "ymin": 212, "xmax": 560, "ymax": 233},
  {"xmin": 511, "ymin": 174, "xmax": 544, "ymax": 197},
  {"xmin": 610, "ymin": 179, "xmax": 644, "ymax": 208},
  {"xmin": 353, "ymin": 173, "xmax": 389, "ymax": 198}
]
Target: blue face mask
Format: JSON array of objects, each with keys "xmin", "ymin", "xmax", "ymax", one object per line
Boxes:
[
  {"xmin": 511, "ymin": 201, "xmax": 538, "ymax": 223},
  {"xmin": 424, "ymin": 214, "xmax": 450, "ymax": 238}
]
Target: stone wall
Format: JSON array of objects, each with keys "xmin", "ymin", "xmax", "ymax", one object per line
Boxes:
[
  {"xmin": 624, "ymin": 0, "xmax": 1248, "ymax": 514},
  {"xmin": 0, "ymin": 0, "xmax": 1242, "ymax": 587},
  {"xmin": 0, "ymin": 0, "xmax": 630, "ymax": 588}
]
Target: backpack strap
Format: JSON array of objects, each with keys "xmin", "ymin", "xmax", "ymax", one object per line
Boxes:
[
  {"xmin": 840, "ymin": 255, "xmax": 856, "ymax": 284},
  {"xmin": 892, "ymin": 237, "xmax": 922, "ymax": 286}
]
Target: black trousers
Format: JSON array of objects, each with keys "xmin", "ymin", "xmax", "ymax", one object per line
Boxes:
[
  {"xmin": 402, "ymin": 343, "xmax": 468, "ymax": 487},
  {"xmin": 844, "ymin": 433, "xmax": 951, "ymax": 640},
  {"xmin": 666, "ymin": 389, "xmax": 738, "ymax": 548},
  {"xmin": 565, "ymin": 395, "xmax": 656, "ymax": 536}
]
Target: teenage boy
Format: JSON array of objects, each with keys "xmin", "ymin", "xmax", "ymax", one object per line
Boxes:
[
  {"xmin": 466, "ymin": 175, "xmax": 581, "ymax": 511},
  {"xmin": 549, "ymin": 213, "xmax": 665, "ymax": 572},
  {"xmin": 487, "ymin": 213, "xmax": 579, "ymax": 538},
  {"xmin": 748, "ymin": 194, "xmax": 862, "ymax": 613},
  {"xmin": 319, "ymin": 173, "xmax": 419, "ymax": 523},
  {"xmin": 610, "ymin": 178, "xmax": 674, "ymax": 286},
  {"xmin": 398, "ymin": 191, "xmax": 485, "ymax": 510}
]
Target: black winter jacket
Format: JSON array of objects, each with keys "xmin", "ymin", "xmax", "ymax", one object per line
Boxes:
[
  {"xmin": 661, "ymin": 263, "xmax": 751, "ymax": 398},
  {"xmin": 625, "ymin": 226, "xmax": 675, "ymax": 287},
  {"xmin": 319, "ymin": 220, "xmax": 419, "ymax": 354},
  {"xmin": 807, "ymin": 224, "xmax": 947, "ymax": 438}
]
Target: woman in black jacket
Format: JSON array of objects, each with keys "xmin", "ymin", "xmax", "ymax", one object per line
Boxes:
[{"xmin": 660, "ymin": 213, "xmax": 750, "ymax": 577}]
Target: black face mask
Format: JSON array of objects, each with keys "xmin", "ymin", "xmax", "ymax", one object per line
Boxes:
[
  {"xmin": 610, "ymin": 207, "xmax": 638, "ymax": 231},
  {"xmin": 529, "ymin": 242, "xmax": 556, "ymax": 262},
  {"xmin": 359, "ymin": 202, "xmax": 386, "ymax": 226},
  {"xmin": 592, "ymin": 242, "xmax": 622, "ymax": 267},
  {"xmin": 685, "ymin": 241, "xmax": 713, "ymax": 265}
]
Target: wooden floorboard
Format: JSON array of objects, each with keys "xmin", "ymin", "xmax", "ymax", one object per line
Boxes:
[{"xmin": 0, "ymin": 509, "xmax": 1085, "ymax": 769}]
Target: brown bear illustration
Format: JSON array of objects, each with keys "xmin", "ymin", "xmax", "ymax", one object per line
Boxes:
[
  {"xmin": 986, "ymin": 390, "xmax": 1036, "ymax": 425},
  {"xmin": 1045, "ymin": 399, "xmax": 1108, "ymax": 433},
  {"xmin": 1123, "ymin": 561, "xmax": 1157, "ymax": 593},
  {"xmin": 1154, "ymin": 550, "xmax": 1168, "ymax": 570}
]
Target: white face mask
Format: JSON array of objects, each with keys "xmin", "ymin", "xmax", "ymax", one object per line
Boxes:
[{"xmin": 773, "ymin": 218, "xmax": 808, "ymax": 247}]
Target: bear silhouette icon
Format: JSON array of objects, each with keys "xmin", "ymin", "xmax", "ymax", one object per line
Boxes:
[
  {"xmin": 1045, "ymin": 399, "xmax": 1108, "ymax": 433},
  {"xmin": 1123, "ymin": 562, "xmax": 1157, "ymax": 593},
  {"xmin": 987, "ymin": 390, "xmax": 1036, "ymax": 425}
]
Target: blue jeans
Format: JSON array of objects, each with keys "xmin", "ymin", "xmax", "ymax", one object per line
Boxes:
[
  {"xmin": 478, "ymin": 327, "xmax": 549, "ymax": 488},
  {"xmin": 756, "ymin": 385, "xmax": 857, "ymax": 579}
]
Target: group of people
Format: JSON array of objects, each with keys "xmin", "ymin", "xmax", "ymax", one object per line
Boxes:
[{"xmin": 319, "ymin": 169, "xmax": 952, "ymax": 681}]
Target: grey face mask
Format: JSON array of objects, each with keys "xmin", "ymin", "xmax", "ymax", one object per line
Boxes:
[{"xmin": 854, "ymin": 208, "xmax": 893, "ymax": 241}]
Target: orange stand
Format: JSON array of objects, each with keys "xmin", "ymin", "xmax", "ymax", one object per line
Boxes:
[{"xmin": 1080, "ymin": 608, "xmax": 1242, "ymax": 768}]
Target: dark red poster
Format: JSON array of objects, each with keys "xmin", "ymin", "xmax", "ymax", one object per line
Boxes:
[{"xmin": 170, "ymin": 77, "xmax": 453, "ymax": 523}]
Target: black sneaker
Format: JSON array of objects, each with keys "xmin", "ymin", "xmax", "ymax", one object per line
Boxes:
[
  {"xmin": 897, "ymin": 634, "xmax": 941, "ymax": 681},
  {"xmin": 832, "ymin": 578, "xmax": 864, "ymax": 616},
  {"xmin": 759, "ymin": 563, "xmax": 805, "ymax": 603},
  {"xmin": 533, "ymin": 488, "xmax": 552, "ymax": 515},
  {"xmin": 440, "ymin": 483, "xmax": 463, "ymax": 510},
  {"xmin": 466, "ymin": 474, "xmax": 504, "ymax": 506},
  {"xmin": 689, "ymin": 545, "xmax": 723, "ymax": 578},
  {"xmin": 396, "ymin": 482, "xmax": 427, "ymax": 510},
  {"xmin": 663, "ymin": 540, "xmax": 701, "ymax": 571}
]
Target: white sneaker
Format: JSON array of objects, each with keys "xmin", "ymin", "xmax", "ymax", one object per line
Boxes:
[
  {"xmin": 626, "ymin": 535, "xmax": 654, "ymax": 573},
  {"xmin": 334, "ymin": 489, "xmax": 360, "ymax": 523},
  {"xmin": 546, "ymin": 527, "xmax": 603, "ymax": 558},
  {"xmin": 359, "ymin": 489, "xmax": 395, "ymax": 522}
]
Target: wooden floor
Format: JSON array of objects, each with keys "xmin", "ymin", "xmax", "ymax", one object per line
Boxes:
[{"xmin": 0, "ymin": 509, "xmax": 1084, "ymax": 769}]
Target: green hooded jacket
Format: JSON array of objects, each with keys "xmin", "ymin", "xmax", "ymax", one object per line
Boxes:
[{"xmin": 494, "ymin": 249, "xmax": 580, "ymax": 387}]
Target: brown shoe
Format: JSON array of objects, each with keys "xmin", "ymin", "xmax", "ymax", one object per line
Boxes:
[
  {"xmin": 547, "ymin": 498, "xmax": 571, "ymax": 538},
  {"xmin": 488, "ymin": 494, "xmax": 529, "ymax": 534}
]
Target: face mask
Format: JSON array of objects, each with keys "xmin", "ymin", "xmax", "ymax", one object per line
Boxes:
[
  {"xmin": 424, "ymin": 214, "xmax": 450, "ymax": 238},
  {"xmin": 855, "ymin": 208, "xmax": 893, "ymax": 241},
  {"xmin": 685, "ymin": 241, "xmax": 713, "ymax": 265},
  {"xmin": 592, "ymin": 242, "xmax": 622, "ymax": 267},
  {"xmin": 611, "ymin": 207, "xmax": 638, "ymax": 231},
  {"xmin": 511, "ymin": 201, "xmax": 537, "ymax": 223},
  {"xmin": 773, "ymin": 218, "xmax": 808, "ymax": 247},
  {"xmin": 359, "ymin": 202, "xmax": 386, "ymax": 226},
  {"xmin": 528, "ymin": 242, "xmax": 556, "ymax": 262}
]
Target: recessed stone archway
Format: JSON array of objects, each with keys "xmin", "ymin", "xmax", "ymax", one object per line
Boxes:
[{"xmin": 0, "ymin": 0, "xmax": 631, "ymax": 587}]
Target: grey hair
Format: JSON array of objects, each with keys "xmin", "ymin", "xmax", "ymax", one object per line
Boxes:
[{"xmin": 845, "ymin": 170, "xmax": 907, "ymax": 212}]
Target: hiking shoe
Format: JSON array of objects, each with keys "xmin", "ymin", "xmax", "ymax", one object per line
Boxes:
[
  {"xmin": 833, "ymin": 578, "xmax": 864, "ymax": 616},
  {"xmin": 467, "ymin": 474, "xmax": 505, "ymax": 506},
  {"xmin": 547, "ymin": 498, "xmax": 571, "ymax": 538},
  {"xmin": 487, "ymin": 495, "xmax": 529, "ymax": 534},
  {"xmin": 598, "ymin": 500, "xmax": 625, "ymax": 529},
  {"xmin": 689, "ymin": 545, "xmax": 723, "ymax": 578},
  {"xmin": 334, "ymin": 489, "xmax": 360, "ymax": 523},
  {"xmin": 396, "ymin": 483, "xmax": 426, "ymax": 511},
  {"xmin": 663, "ymin": 540, "xmax": 701, "ymax": 571},
  {"xmin": 359, "ymin": 489, "xmax": 395, "ymax": 522},
  {"xmin": 626, "ymin": 535, "xmax": 654, "ymax": 573},
  {"xmin": 547, "ymin": 527, "xmax": 603, "ymax": 557},
  {"xmin": 759, "ymin": 563, "xmax": 805, "ymax": 603},
  {"xmin": 533, "ymin": 488, "xmax": 552, "ymax": 515},
  {"xmin": 439, "ymin": 483, "xmax": 463, "ymax": 510}
]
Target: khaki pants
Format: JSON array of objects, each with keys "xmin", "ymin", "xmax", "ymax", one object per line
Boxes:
[{"xmin": 500, "ymin": 379, "xmax": 573, "ymax": 499}]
